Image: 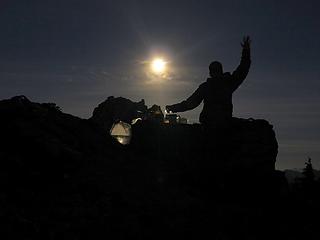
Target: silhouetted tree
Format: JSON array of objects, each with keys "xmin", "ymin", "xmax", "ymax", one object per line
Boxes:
[
  {"xmin": 302, "ymin": 157, "xmax": 315, "ymax": 183},
  {"xmin": 298, "ymin": 157, "xmax": 317, "ymax": 202}
]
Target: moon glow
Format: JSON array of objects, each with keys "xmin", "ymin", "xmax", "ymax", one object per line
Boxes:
[{"xmin": 151, "ymin": 58, "xmax": 167, "ymax": 74}]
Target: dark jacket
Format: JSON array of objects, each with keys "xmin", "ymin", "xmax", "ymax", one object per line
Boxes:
[{"xmin": 168, "ymin": 46, "xmax": 251, "ymax": 124}]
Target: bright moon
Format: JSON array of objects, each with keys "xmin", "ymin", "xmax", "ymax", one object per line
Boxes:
[{"xmin": 151, "ymin": 58, "xmax": 166, "ymax": 74}]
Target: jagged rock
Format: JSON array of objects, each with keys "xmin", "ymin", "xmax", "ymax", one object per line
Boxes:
[
  {"xmin": 128, "ymin": 118, "xmax": 279, "ymax": 199},
  {"xmin": 134, "ymin": 118, "xmax": 277, "ymax": 171},
  {"xmin": 0, "ymin": 96, "xmax": 116, "ymax": 182},
  {"xmin": 0, "ymin": 95, "xmax": 289, "ymax": 239},
  {"xmin": 90, "ymin": 96, "xmax": 147, "ymax": 131},
  {"xmin": 0, "ymin": 96, "xmax": 279, "ymax": 190}
]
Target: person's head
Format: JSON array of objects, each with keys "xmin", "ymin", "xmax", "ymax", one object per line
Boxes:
[{"xmin": 209, "ymin": 61, "xmax": 223, "ymax": 77}]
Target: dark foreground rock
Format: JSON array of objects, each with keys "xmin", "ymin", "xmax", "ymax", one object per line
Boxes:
[
  {"xmin": 0, "ymin": 96, "xmax": 318, "ymax": 239},
  {"xmin": 90, "ymin": 96, "xmax": 147, "ymax": 131}
]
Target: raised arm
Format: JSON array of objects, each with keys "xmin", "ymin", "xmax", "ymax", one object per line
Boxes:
[
  {"xmin": 230, "ymin": 36, "xmax": 251, "ymax": 91},
  {"xmin": 166, "ymin": 83, "xmax": 206, "ymax": 113}
]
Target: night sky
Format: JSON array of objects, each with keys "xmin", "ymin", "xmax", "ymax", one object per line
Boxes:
[{"xmin": 0, "ymin": 0, "xmax": 319, "ymax": 170}]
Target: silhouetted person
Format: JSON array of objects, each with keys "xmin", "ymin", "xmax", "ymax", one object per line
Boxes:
[{"xmin": 166, "ymin": 36, "xmax": 251, "ymax": 126}]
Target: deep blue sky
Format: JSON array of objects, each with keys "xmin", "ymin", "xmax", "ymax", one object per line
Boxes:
[{"xmin": 1, "ymin": 0, "xmax": 319, "ymax": 169}]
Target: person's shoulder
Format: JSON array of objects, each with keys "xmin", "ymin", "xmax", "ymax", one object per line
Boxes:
[
  {"xmin": 201, "ymin": 80, "xmax": 209, "ymax": 86},
  {"xmin": 202, "ymin": 80, "xmax": 211, "ymax": 87},
  {"xmin": 194, "ymin": 81, "xmax": 206, "ymax": 91}
]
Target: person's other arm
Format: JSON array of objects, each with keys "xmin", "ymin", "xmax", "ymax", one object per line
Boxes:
[
  {"xmin": 166, "ymin": 83, "xmax": 205, "ymax": 113},
  {"xmin": 230, "ymin": 36, "xmax": 251, "ymax": 91}
]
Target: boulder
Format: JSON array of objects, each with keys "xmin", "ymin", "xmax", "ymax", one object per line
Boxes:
[{"xmin": 90, "ymin": 96, "xmax": 147, "ymax": 131}]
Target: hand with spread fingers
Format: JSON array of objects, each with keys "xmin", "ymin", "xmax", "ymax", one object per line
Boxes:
[{"xmin": 241, "ymin": 36, "xmax": 251, "ymax": 49}]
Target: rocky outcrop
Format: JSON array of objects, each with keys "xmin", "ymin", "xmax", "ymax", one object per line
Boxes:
[
  {"xmin": 89, "ymin": 96, "xmax": 278, "ymax": 176},
  {"xmin": 90, "ymin": 96, "xmax": 166, "ymax": 131},
  {"xmin": 0, "ymin": 96, "xmax": 289, "ymax": 239},
  {"xmin": 0, "ymin": 96, "xmax": 118, "ymax": 186},
  {"xmin": 90, "ymin": 96, "xmax": 147, "ymax": 131},
  {"xmin": 0, "ymin": 96, "xmax": 279, "ymax": 192},
  {"xmin": 128, "ymin": 118, "xmax": 279, "ymax": 200}
]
